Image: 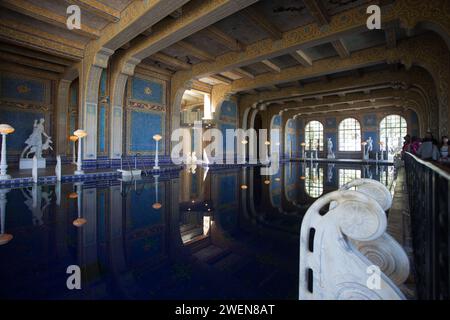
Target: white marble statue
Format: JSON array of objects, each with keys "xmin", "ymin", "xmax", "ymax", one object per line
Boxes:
[
  {"xmin": 327, "ymin": 138, "xmax": 335, "ymax": 159},
  {"xmin": 20, "ymin": 119, "xmax": 52, "ymax": 169},
  {"xmin": 365, "ymin": 136, "xmax": 373, "ymax": 159},
  {"xmin": 21, "ymin": 119, "xmax": 52, "ymax": 159},
  {"xmin": 299, "ymin": 178, "xmax": 410, "ymax": 300},
  {"xmin": 191, "ymin": 151, "xmax": 198, "ymax": 164}
]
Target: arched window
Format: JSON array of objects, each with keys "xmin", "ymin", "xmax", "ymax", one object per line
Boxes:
[
  {"xmin": 305, "ymin": 120, "xmax": 324, "ymax": 151},
  {"xmin": 305, "ymin": 166, "xmax": 323, "ymax": 198},
  {"xmin": 339, "ymin": 118, "xmax": 361, "ymax": 151},
  {"xmin": 379, "ymin": 115, "xmax": 407, "ymax": 156}
]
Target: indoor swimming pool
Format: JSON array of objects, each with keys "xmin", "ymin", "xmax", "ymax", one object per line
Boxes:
[{"xmin": 0, "ymin": 162, "xmax": 396, "ymax": 300}]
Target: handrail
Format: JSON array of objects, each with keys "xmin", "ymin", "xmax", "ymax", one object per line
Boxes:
[
  {"xmin": 404, "ymin": 152, "xmax": 450, "ymax": 300},
  {"xmin": 405, "ymin": 152, "xmax": 450, "ymax": 180}
]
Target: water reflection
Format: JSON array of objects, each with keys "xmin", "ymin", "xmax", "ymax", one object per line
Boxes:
[{"xmin": 0, "ymin": 162, "xmax": 395, "ymax": 299}]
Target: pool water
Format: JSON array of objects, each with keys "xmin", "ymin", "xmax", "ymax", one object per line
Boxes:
[{"xmin": 0, "ymin": 162, "xmax": 395, "ymax": 300}]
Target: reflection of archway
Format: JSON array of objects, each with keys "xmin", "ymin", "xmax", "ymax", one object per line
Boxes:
[
  {"xmin": 254, "ymin": 113, "xmax": 262, "ymax": 160},
  {"xmin": 57, "ymin": 66, "xmax": 79, "ymax": 156},
  {"xmin": 379, "ymin": 114, "xmax": 408, "ymax": 157}
]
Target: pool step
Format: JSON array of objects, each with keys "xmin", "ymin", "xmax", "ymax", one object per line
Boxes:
[{"xmin": 193, "ymin": 245, "xmax": 231, "ymax": 265}]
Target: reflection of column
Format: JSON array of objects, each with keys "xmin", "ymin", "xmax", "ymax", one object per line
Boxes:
[
  {"xmin": 0, "ymin": 188, "xmax": 13, "ymax": 245},
  {"xmin": 109, "ymin": 184, "xmax": 126, "ymax": 273},
  {"xmin": 78, "ymin": 186, "xmax": 98, "ymax": 283},
  {"xmin": 169, "ymin": 178, "xmax": 183, "ymax": 260}
]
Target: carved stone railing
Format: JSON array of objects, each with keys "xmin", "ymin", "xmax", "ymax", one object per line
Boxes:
[
  {"xmin": 404, "ymin": 152, "xmax": 450, "ymax": 300},
  {"xmin": 299, "ymin": 179, "xmax": 410, "ymax": 300}
]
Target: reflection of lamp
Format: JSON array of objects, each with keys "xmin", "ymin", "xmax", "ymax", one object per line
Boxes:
[
  {"xmin": 153, "ymin": 134, "xmax": 162, "ymax": 170},
  {"xmin": 72, "ymin": 182, "xmax": 86, "ymax": 227},
  {"xmin": 0, "ymin": 124, "xmax": 14, "ymax": 180},
  {"xmin": 152, "ymin": 175, "xmax": 162, "ymax": 210},
  {"xmin": 69, "ymin": 135, "xmax": 79, "ymax": 164},
  {"xmin": 0, "ymin": 189, "xmax": 13, "ymax": 245},
  {"xmin": 73, "ymin": 129, "xmax": 87, "ymax": 175},
  {"xmin": 241, "ymin": 184, "xmax": 248, "ymax": 190}
]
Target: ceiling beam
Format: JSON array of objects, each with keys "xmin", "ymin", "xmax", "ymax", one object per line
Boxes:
[
  {"xmin": 291, "ymin": 49, "xmax": 312, "ymax": 67},
  {"xmin": 170, "ymin": 8, "xmax": 183, "ymax": 19},
  {"xmin": 331, "ymin": 39, "xmax": 350, "ymax": 58},
  {"xmin": 232, "ymin": 67, "xmax": 255, "ymax": 79},
  {"xmin": 66, "ymin": 0, "xmax": 121, "ymax": 23},
  {"xmin": 262, "ymin": 59, "xmax": 281, "ymax": 73},
  {"xmin": 303, "ymin": 0, "xmax": 330, "ymax": 26},
  {"xmin": 201, "ymin": 26, "xmax": 244, "ymax": 52},
  {"xmin": 119, "ymin": 0, "xmax": 258, "ymax": 69},
  {"xmin": 385, "ymin": 27, "xmax": 397, "ymax": 49},
  {"xmin": 173, "ymin": 0, "xmax": 431, "ymax": 83},
  {"xmin": 1, "ymin": 0, "xmax": 100, "ymax": 39},
  {"xmin": 209, "ymin": 74, "xmax": 233, "ymax": 85},
  {"xmin": 0, "ymin": 51, "xmax": 65, "ymax": 73},
  {"xmin": 0, "ymin": 62, "xmax": 60, "ymax": 80},
  {"xmin": 176, "ymin": 40, "xmax": 215, "ymax": 61},
  {"xmin": 0, "ymin": 43, "xmax": 74, "ymax": 66},
  {"xmin": 0, "ymin": 23, "xmax": 84, "ymax": 60},
  {"xmin": 242, "ymin": 7, "xmax": 282, "ymax": 40},
  {"xmin": 151, "ymin": 52, "xmax": 192, "ymax": 70}
]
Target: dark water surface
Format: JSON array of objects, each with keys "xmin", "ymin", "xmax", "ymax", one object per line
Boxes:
[{"xmin": 0, "ymin": 162, "xmax": 395, "ymax": 299}]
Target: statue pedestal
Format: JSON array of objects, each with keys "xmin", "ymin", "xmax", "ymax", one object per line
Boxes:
[{"xmin": 20, "ymin": 158, "xmax": 46, "ymax": 169}]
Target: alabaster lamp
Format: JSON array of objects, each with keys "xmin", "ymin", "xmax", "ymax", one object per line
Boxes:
[
  {"xmin": 0, "ymin": 124, "xmax": 14, "ymax": 181},
  {"xmin": 361, "ymin": 141, "xmax": 368, "ymax": 160},
  {"xmin": 69, "ymin": 135, "xmax": 79, "ymax": 164},
  {"xmin": 153, "ymin": 134, "xmax": 162, "ymax": 170},
  {"xmin": 301, "ymin": 142, "xmax": 306, "ymax": 159},
  {"xmin": 73, "ymin": 129, "xmax": 87, "ymax": 175}
]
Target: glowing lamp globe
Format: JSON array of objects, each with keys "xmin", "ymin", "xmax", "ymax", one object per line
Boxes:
[
  {"xmin": 241, "ymin": 184, "xmax": 248, "ymax": 190},
  {"xmin": 0, "ymin": 124, "xmax": 14, "ymax": 135},
  {"xmin": 68, "ymin": 192, "xmax": 78, "ymax": 199},
  {"xmin": 300, "ymin": 142, "xmax": 306, "ymax": 147},
  {"xmin": 69, "ymin": 135, "xmax": 79, "ymax": 142},
  {"xmin": 152, "ymin": 203, "xmax": 162, "ymax": 210},
  {"xmin": 264, "ymin": 141, "xmax": 271, "ymax": 146},
  {"xmin": 153, "ymin": 134, "xmax": 162, "ymax": 142},
  {"xmin": 264, "ymin": 180, "xmax": 270, "ymax": 185},
  {"xmin": 73, "ymin": 218, "xmax": 87, "ymax": 227},
  {"xmin": 74, "ymin": 129, "xmax": 87, "ymax": 138},
  {"xmin": 241, "ymin": 140, "xmax": 248, "ymax": 145},
  {"xmin": 0, "ymin": 233, "xmax": 13, "ymax": 246}
]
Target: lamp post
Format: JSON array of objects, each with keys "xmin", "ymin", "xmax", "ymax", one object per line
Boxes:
[
  {"xmin": 0, "ymin": 124, "xmax": 14, "ymax": 181},
  {"xmin": 69, "ymin": 135, "xmax": 78, "ymax": 164},
  {"xmin": 241, "ymin": 139, "xmax": 248, "ymax": 163},
  {"xmin": 361, "ymin": 141, "xmax": 367, "ymax": 160},
  {"xmin": 301, "ymin": 142, "xmax": 306, "ymax": 160},
  {"xmin": 73, "ymin": 130, "xmax": 87, "ymax": 175},
  {"xmin": 264, "ymin": 141, "xmax": 270, "ymax": 163},
  {"xmin": 153, "ymin": 134, "xmax": 162, "ymax": 170}
]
